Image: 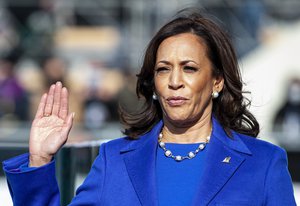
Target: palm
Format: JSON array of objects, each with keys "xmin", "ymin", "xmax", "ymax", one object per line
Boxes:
[
  {"xmin": 30, "ymin": 116, "xmax": 67, "ymax": 157},
  {"xmin": 29, "ymin": 82, "xmax": 74, "ymax": 166}
]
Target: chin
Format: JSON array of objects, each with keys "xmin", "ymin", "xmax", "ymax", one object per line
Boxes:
[{"xmin": 166, "ymin": 115, "xmax": 191, "ymax": 125}]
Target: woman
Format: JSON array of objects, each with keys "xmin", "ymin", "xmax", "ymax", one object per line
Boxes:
[{"xmin": 3, "ymin": 11, "xmax": 296, "ymax": 205}]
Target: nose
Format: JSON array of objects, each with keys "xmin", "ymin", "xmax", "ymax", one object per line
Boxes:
[{"xmin": 168, "ymin": 69, "xmax": 184, "ymax": 90}]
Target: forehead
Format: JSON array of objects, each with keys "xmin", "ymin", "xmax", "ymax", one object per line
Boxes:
[{"xmin": 156, "ymin": 33, "xmax": 208, "ymax": 61}]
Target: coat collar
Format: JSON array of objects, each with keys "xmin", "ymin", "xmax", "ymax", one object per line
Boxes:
[
  {"xmin": 211, "ymin": 117, "xmax": 252, "ymax": 155},
  {"xmin": 120, "ymin": 118, "xmax": 251, "ymax": 155},
  {"xmin": 121, "ymin": 118, "xmax": 252, "ymax": 205},
  {"xmin": 120, "ymin": 121, "xmax": 162, "ymax": 206},
  {"xmin": 192, "ymin": 118, "xmax": 252, "ymax": 205}
]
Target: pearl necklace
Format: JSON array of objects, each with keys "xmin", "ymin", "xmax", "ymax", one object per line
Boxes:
[{"xmin": 158, "ymin": 132, "xmax": 211, "ymax": 162}]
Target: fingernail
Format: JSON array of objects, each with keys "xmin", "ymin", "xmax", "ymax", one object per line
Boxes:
[{"xmin": 72, "ymin": 112, "xmax": 75, "ymax": 118}]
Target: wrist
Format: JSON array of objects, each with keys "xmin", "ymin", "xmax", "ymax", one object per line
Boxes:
[{"xmin": 29, "ymin": 154, "xmax": 53, "ymax": 167}]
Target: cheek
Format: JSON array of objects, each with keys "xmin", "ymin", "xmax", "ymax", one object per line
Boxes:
[
  {"xmin": 189, "ymin": 82, "xmax": 213, "ymax": 107},
  {"xmin": 154, "ymin": 77, "xmax": 159, "ymax": 91},
  {"xmin": 189, "ymin": 77, "xmax": 212, "ymax": 95},
  {"xmin": 154, "ymin": 77, "xmax": 167, "ymax": 95}
]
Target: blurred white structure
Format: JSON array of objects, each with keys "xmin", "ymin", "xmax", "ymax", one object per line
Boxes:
[{"xmin": 241, "ymin": 21, "xmax": 300, "ymax": 143}]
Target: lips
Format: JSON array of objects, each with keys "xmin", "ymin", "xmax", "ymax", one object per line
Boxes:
[{"xmin": 166, "ymin": 96, "xmax": 188, "ymax": 106}]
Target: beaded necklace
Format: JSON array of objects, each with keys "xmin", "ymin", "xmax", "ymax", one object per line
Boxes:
[{"xmin": 158, "ymin": 132, "xmax": 210, "ymax": 162}]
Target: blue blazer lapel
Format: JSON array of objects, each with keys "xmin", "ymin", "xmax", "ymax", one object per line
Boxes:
[
  {"xmin": 121, "ymin": 121, "xmax": 163, "ymax": 206},
  {"xmin": 193, "ymin": 118, "xmax": 252, "ymax": 205}
]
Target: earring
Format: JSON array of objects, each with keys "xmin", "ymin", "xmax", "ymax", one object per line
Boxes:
[
  {"xmin": 152, "ymin": 93, "xmax": 158, "ymax": 100},
  {"xmin": 212, "ymin": 91, "xmax": 219, "ymax": 99}
]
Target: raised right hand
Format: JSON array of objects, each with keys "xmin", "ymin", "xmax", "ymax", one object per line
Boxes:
[{"xmin": 29, "ymin": 82, "xmax": 74, "ymax": 167}]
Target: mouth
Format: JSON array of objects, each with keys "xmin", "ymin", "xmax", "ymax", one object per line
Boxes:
[{"xmin": 166, "ymin": 96, "xmax": 188, "ymax": 106}]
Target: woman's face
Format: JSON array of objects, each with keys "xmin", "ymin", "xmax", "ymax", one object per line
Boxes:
[{"xmin": 154, "ymin": 33, "xmax": 223, "ymax": 125}]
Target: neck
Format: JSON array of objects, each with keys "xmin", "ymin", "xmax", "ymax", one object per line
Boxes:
[{"xmin": 162, "ymin": 113, "xmax": 212, "ymax": 143}]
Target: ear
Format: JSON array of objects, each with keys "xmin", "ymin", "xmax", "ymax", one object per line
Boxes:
[{"xmin": 213, "ymin": 75, "xmax": 224, "ymax": 92}]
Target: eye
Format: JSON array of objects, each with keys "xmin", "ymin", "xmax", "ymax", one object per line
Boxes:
[
  {"xmin": 183, "ymin": 66, "xmax": 198, "ymax": 72},
  {"xmin": 155, "ymin": 67, "xmax": 169, "ymax": 73}
]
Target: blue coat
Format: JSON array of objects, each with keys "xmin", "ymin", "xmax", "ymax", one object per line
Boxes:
[{"xmin": 3, "ymin": 118, "xmax": 296, "ymax": 205}]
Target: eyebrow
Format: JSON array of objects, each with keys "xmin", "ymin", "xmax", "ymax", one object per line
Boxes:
[{"xmin": 156, "ymin": 60, "xmax": 199, "ymax": 66}]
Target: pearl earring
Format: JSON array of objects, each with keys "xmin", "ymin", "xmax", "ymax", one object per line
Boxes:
[
  {"xmin": 152, "ymin": 93, "xmax": 158, "ymax": 100},
  {"xmin": 212, "ymin": 91, "xmax": 219, "ymax": 99}
]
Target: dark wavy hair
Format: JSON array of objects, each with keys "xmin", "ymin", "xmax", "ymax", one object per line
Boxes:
[{"xmin": 119, "ymin": 10, "xmax": 259, "ymax": 139}]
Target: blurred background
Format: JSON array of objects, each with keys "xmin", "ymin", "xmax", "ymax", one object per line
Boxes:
[{"xmin": 0, "ymin": 0, "xmax": 300, "ymax": 205}]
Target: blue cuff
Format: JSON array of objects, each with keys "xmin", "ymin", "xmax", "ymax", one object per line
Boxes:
[
  {"xmin": 19, "ymin": 162, "xmax": 36, "ymax": 172},
  {"xmin": 3, "ymin": 153, "xmax": 52, "ymax": 174}
]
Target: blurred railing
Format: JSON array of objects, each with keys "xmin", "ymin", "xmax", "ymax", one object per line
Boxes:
[{"xmin": 0, "ymin": 120, "xmax": 122, "ymax": 205}]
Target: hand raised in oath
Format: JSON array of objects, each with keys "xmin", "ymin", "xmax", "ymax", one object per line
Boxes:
[{"xmin": 29, "ymin": 82, "xmax": 74, "ymax": 167}]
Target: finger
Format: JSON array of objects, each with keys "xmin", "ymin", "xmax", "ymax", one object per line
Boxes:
[
  {"xmin": 35, "ymin": 93, "xmax": 48, "ymax": 119},
  {"xmin": 52, "ymin": 82, "xmax": 62, "ymax": 116},
  {"xmin": 62, "ymin": 112, "xmax": 75, "ymax": 141},
  {"xmin": 44, "ymin": 84, "xmax": 55, "ymax": 116},
  {"xmin": 59, "ymin": 87, "xmax": 69, "ymax": 119}
]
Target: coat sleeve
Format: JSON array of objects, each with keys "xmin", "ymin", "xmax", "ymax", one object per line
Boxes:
[
  {"xmin": 2, "ymin": 143, "xmax": 107, "ymax": 206},
  {"xmin": 264, "ymin": 147, "xmax": 296, "ymax": 205},
  {"xmin": 2, "ymin": 153, "xmax": 60, "ymax": 206}
]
